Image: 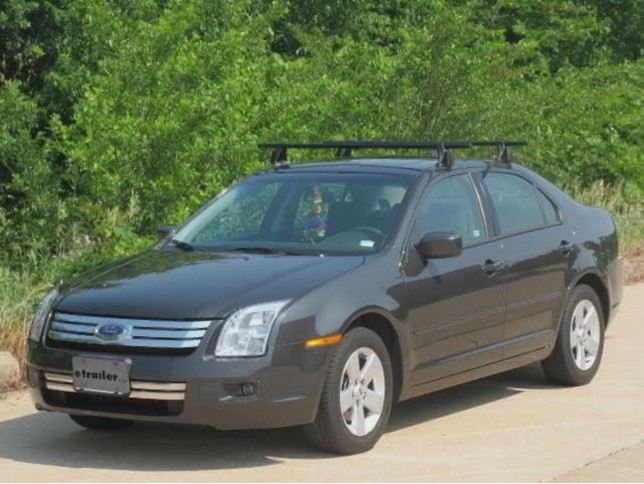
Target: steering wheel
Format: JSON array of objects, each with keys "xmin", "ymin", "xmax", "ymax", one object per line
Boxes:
[{"xmin": 352, "ymin": 226, "xmax": 386, "ymax": 241}]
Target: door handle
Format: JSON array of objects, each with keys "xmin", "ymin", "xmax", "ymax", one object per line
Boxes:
[
  {"xmin": 559, "ymin": 240, "xmax": 576, "ymax": 256},
  {"xmin": 481, "ymin": 259, "xmax": 504, "ymax": 276}
]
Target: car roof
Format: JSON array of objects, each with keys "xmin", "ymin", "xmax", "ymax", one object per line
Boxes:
[
  {"xmin": 268, "ymin": 157, "xmax": 505, "ymax": 175},
  {"xmin": 247, "ymin": 155, "xmax": 574, "ymax": 211}
]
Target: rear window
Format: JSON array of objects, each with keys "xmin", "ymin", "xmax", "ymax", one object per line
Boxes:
[
  {"xmin": 482, "ymin": 173, "xmax": 545, "ymax": 234},
  {"xmin": 537, "ymin": 189, "xmax": 560, "ymax": 225}
]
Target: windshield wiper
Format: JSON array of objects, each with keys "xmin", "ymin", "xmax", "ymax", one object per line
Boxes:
[
  {"xmin": 230, "ymin": 246, "xmax": 309, "ymax": 256},
  {"xmin": 231, "ymin": 246, "xmax": 278, "ymax": 254},
  {"xmin": 169, "ymin": 239, "xmax": 195, "ymax": 251}
]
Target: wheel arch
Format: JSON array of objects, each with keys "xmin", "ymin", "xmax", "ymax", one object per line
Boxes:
[
  {"xmin": 569, "ymin": 271, "xmax": 611, "ymax": 327},
  {"xmin": 341, "ymin": 307, "xmax": 408, "ymax": 403}
]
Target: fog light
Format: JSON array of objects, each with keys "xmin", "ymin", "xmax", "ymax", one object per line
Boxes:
[{"xmin": 242, "ymin": 382, "xmax": 255, "ymax": 396}]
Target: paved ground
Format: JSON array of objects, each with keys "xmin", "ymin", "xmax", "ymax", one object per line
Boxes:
[
  {"xmin": 0, "ymin": 352, "xmax": 19, "ymax": 389},
  {"xmin": 1, "ymin": 283, "xmax": 643, "ymax": 482}
]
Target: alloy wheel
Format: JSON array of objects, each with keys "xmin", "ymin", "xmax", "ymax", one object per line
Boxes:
[
  {"xmin": 570, "ymin": 299, "xmax": 601, "ymax": 371},
  {"xmin": 339, "ymin": 347, "xmax": 386, "ymax": 437}
]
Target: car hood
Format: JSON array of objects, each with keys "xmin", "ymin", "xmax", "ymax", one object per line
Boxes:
[{"xmin": 56, "ymin": 250, "xmax": 365, "ymax": 319}]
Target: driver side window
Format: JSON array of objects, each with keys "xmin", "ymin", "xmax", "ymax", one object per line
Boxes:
[{"xmin": 415, "ymin": 174, "xmax": 486, "ymax": 247}]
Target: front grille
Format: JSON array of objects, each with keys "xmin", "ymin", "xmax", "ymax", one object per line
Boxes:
[
  {"xmin": 42, "ymin": 371, "xmax": 185, "ymax": 416},
  {"xmin": 47, "ymin": 311, "xmax": 216, "ymax": 353}
]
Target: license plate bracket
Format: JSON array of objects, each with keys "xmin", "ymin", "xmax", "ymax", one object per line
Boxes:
[{"xmin": 72, "ymin": 356, "xmax": 131, "ymax": 396}]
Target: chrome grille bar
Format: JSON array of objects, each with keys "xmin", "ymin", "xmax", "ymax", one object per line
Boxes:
[
  {"xmin": 44, "ymin": 372, "xmax": 73, "ymax": 384},
  {"xmin": 43, "ymin": 372, "xmax": 186, "ymax": 401},
  {"xmin": 49, "ymin": 322, "xmax": 96, "ymax": 335},
  {"xmin": 130, "ymin": 381, "xmax": 186, "ymax": 391},
  {"xmin": 48, "ymin": 312, "xmax": 215, "ymax": 349},
  {"xmin": 54, "ymin": 312, "xmax": 212, "ymax": 330}
]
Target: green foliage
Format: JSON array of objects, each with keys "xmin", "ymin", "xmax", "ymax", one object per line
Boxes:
[
  {"xmin": 0, "ymin": 0, "xmax": 59, "ymax": 93},
  {"xmin": 59, "ymin": 0, "xmax": 274, "ymax": 231},
  {"xmin": 581, "ymin": 0, "xmax": 643, "ymax": 61},
  {"xmin": 472, "ymin": 60, "xmax": 644, "ymax": 189},
  {"xmin": 0, "ymin": 81, "xmax": 65, "ymax": 259},
  {"xmin": 0, "ymin": 0, "xmax": 641, "ymax": 267},
  {"xmin": 469, "ymin": 0, "xmax": 609, "ymax": 74}
]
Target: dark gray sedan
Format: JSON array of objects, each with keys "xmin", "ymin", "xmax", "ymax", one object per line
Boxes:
[{"xmin": 26, "ymin": 141, "xmax": 623, "ymax": 454}]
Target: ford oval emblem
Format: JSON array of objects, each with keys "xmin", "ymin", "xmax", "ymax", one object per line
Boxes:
[{"xmin": 95, "ymin": 323, "xmax": 128, "ymax": 341}]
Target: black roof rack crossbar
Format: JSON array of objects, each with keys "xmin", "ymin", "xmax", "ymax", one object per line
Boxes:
[
  {"xmin": 471, "ymin": 140, "xmax": 527, "ymax": 165},
  {"xmin": 258, "ymin": 140, "xmax": 527, "ymax": 168}
]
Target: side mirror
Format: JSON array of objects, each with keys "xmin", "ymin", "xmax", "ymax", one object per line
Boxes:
[
  {"xmin": 415, "ymin": 232, "xmax": 463, "ymax": 259},
  {"xmin": 157, "ymin": 225, "xmax": 177, "ymax": 238}
]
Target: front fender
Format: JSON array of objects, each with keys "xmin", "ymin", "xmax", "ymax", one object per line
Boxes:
[{"xmin": 274, "ymin": 252, "xmax": 413, "ymax": 400}]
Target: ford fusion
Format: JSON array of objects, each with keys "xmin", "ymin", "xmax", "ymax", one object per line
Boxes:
[{"xmin": 27, "ymin": 141, "xmax": 623, "ymax": 454}]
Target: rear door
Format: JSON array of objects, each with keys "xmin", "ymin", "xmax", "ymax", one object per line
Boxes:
[
  {"xmin": 477, "ymin": 170, "xmax": 569, "ymax": 357},
  {"xmin": 402, "ymin": 171, "xmax": 507, "ymax": 386}
]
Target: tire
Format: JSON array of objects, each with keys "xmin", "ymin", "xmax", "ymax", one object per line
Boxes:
[
  {"xmin": 69, "ymin": 414, "xmax": 134, "ymax": 430},
  {"xmin": 304, "ymin": 327, "xmax": 393, "ymax": 454},
  {"xmin": 542, "ymin": 284, "xmax": 605, "ymax": 386}
]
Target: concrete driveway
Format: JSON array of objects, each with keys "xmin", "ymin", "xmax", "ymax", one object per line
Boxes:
[{"xmin": 1, "ymin": 284, "xmax": 643, "ymax": 482}]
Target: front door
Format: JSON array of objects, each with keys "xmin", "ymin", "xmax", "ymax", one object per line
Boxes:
[{"xmin": 402, "ymin": 172, "xmax": 507, "ymax": 387}]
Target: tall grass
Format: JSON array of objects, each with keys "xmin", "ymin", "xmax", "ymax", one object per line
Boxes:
[
  {"xmin": 0, "ymin": 266, "xmax": 50, "ymax": 388},
  {"xmin": 0, "ymin": 248, "xmax": 133, "ymax": 387},
  {"xmin": 565, "ymin": 181, "xmax": 644, "ymax": 256}
]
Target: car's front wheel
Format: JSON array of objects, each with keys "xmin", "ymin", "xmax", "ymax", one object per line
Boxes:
[
  {"xmin": 69, "ymin": 414, "xmax": 134, "ymax": 430},
  {"xmin": 542, "ymin": 284, "xmax": 605, "ymax": 386},
  {"xmin": 304, "ymin": 327, "xmax": 393, "ymax": 454}
]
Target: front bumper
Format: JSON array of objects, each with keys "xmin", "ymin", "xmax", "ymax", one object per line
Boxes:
[{"xmin": 26, "ymin": 339, "xmax": 329, "ymax": 430}]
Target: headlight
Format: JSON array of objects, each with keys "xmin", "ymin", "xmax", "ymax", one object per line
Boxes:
[
  {"xmin": 215, "ymin": 300, "xmax": 289, "ymax": 357},
  {"xmin": 29, "ymin": 289, "xmax": 58, "ymax": 342}
]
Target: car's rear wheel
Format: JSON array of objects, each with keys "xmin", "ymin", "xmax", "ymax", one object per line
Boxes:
[
  {"xmin": 69, "ymin": 414, "xmax": 134, "ymax": 430},
  {"xmin": 542, "ymin": 284, "xmax": 605, "ymax": 386},
  {"xmin": 304, "ymin": 327, "xmax": 393, "ymax": 454}
]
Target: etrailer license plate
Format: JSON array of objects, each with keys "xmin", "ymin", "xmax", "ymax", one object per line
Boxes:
[{"xmin": 72, "ymin": 356, "xmax": 131, "ymax": 396}]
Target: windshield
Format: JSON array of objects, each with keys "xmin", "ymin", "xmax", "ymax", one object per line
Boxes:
[{"xmin": 170, "ymin": 172, "xmax": 416, "ymax": 255}]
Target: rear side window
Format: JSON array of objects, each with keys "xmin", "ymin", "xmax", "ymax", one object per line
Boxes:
[
  {"xmin": 482, "ymin": 173, "xmax": 544, "ymax": 234},
  {"xmin": 537, "ymin": 189, "xmax": 560, "ymax": 225}
]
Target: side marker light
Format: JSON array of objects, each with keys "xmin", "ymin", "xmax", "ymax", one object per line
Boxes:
[{"xmin": 304, "ymin": 333, "xmax": 343, "ymax": 349}]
